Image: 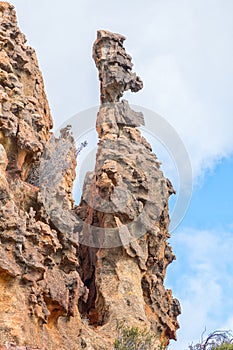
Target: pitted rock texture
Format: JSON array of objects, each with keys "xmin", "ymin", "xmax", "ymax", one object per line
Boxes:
[
  {"xmin": 93, "ymin": 30, "xmax": 143, "ymax": 103},
  {"xmin": 0, "ymin": 2, "xmax": 52, "ymax": 182},
  {"xmin": 0, "ymin": 4, "xmax": 180, "ymax": 349},
  {"xmin": 78, "ymin": 102, "xmax": 180, "ymax": 344},
  {"xmin": 0, "ymin": 3, "xmax": 90, "ymax": 349},
  {"xmin": 77, "ymin": 30, "xmax": 180, "ymax": 346}
]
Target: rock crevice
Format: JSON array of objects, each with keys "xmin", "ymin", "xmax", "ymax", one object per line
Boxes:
[
  {"xmin": 77, "ymin": 29, "xmax": 180, "ymax": 346},
  {"xmin": 0, "ymin": 5, "xmax": 180, "ymax": 349}
]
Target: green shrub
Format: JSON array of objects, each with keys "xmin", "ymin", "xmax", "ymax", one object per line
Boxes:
[
  {"xmin": 114, "ymin": 325, "xmax": 166, "ymax": 350},
  {"xmin": 212, "ymin": 343, "xmax": 233, "ymax": 350}
]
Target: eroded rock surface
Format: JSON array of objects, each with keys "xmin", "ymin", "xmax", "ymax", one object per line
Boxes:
[
  {"xmin": 0, "ymin": 4, "xmax": 180, "ymax": 349},
  {"xmin": 0, "ymin": 3, "xmax": 88, "ymax": 349},
  {"xmin": 93, "ymin": 30, "xmax": 143, "ymax": 103},
  {"xmin": 77, "ymin": 30, "xmax": 180, "ymax": 346}
]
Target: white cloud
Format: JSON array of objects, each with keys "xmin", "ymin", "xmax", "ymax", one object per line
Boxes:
[
  {"xmin": 166, "ymin": 227, "xmax": 233, "ymax": 349},
  {"xmin": 10, "ymin": 0, "xmax": 233, "ymax": 182}
]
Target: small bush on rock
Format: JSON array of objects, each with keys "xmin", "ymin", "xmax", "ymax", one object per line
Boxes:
[{"xmin": 114, "ymin": 325, "xmax": 166, "ymax": 350}]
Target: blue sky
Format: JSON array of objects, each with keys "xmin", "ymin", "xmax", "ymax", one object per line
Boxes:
[
  {"xmin": 166, "ymin": 155, "xmax": 233, "ymax": 348},
  {"xmin": 181, "ymin": 156, "xmax": 233, "ymax": 230},
  {"xmin": 8, "ymin": 1, "xmax": 233, "ymax": 348}
]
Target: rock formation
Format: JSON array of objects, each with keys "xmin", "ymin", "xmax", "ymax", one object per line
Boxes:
[
  {"xmin": 0, "ymin": 3, "xmax": 180, "ymax": 349},
  {"xmin": 0, "ymin": 3, "xmax": 87, "ymax": 349},
  {"xmin": 77, "ymin": 30, "xmax": 180, "ymax": 346}
]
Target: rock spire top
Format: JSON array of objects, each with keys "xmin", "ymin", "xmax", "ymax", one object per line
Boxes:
[{"xmin": 93, "ymin": 29, "xmax": 143, "ymax": 103}]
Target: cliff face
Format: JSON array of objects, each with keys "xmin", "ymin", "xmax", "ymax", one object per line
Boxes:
[
  {"xmin": 0, "ymin": 3, "xmax": 180, "ymax": 350},
  {"xmin": 0, "ymin": 3, "xmax": 86, "ymax": 349}
]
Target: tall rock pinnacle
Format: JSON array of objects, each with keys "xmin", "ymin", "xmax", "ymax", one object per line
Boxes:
[
  {"xmin": 77, "ymin": 29, "xmax": 181, "ymax": 347},
  {"xmin": 0, "ymin": 3, "xmax": 180, "ymax": 348}
]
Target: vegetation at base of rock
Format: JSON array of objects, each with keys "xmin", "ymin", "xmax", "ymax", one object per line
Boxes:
[
  {"xmin": 188, "ymin": 330, "xmax": 233, "ymax": 350},
  {"xmin": 114, "ymin": 325, "xmax": 166, "ymax": 350},
  {"xmin": 212, "ymin": 344, "xmax": 233, "ymax": 350}
]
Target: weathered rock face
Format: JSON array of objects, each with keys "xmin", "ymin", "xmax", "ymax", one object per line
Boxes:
[
  {"xmin": 77, "ymin": 30, "xmax": 180, "ymax": 347},
  {"xmin": 0, "ymin": 2, "xmax": 52, "ymax": 182},
  {"xmin": 93, "ymin": 30, "xmax": 143, "ymax": 104},
  {"xmin": 0, "ymin": 3, "xmax": 88, "ymax": 349},
  {"xmin": 0, "ymin": 4, "xmax": 180, "ymax": 349}
]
